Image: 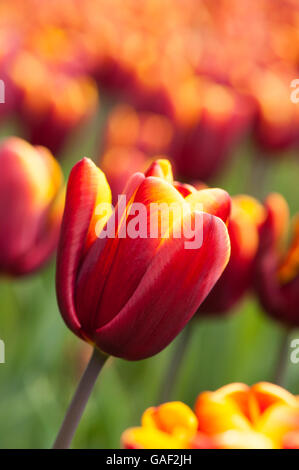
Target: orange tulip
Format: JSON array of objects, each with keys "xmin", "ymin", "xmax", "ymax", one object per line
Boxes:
[
  {"xmin": 103, "ymin": 104, "xmax": 174, "ymax": 157},
  {"xmin": 168, "ymin": 79, "xmax": 253, "ymax": 181},
  {"xmin": 199, "ymin": 195, "xmax": 265, "ymax": 314},
  {"xmin": 56, "ymin": 158, "xmax": 231, "ymax": 360},
  {"xmin": 122, "ymin": 382, "xmax": 299, "ymax": 449},
  {"xmin": 98, "ymin": 105, "xmax": 174, "ymax": 204},
  {"xmin": 0, "ymin": 137, "xmax": 64, "ymax": 275},
  {"xmin": 254, "ymin": 193, "xmax": 299, "ymax": 327},
  {"xmin": 9, "ymin": 52, "xmax": 99, "ymax": 154},
  {"xmin": 251, "ymin": 69, "xmax": 299, "ymax": 154}
]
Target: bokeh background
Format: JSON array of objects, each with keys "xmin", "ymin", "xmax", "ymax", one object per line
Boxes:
[{"xmin": 0, "ymin": 0, "xmax": 299, "ymax": 448}]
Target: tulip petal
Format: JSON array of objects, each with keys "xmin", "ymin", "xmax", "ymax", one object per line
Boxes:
[
  {"xmin": 122, "ymin": 427, "xmax": 187, "ymax": 449},
  {"xmin": 250, "ymin": 382, "xmax": 298, "ymax": 412},
  {"xmin": 76, "ymin": 176, "xmax": 185, "ymax": 332},
  {"xmin": 12, "ymin": 187, "xmax": 65, "ymax": 275},
  {"xmin": 75, "ymin": 171, "xmax": 146, "ymax": 335},
  {"xmin": 93, "ymin": 211, "xmax": 230, "ymax": 359},
  {"xmin": 56, "ymin": 158, "xmax": 110, "ymax": 338},
  {"xmin": 145, "ymin": 159, "xmax": 173, "ymax": 183},
  {"xmin": 0, "ymin": 139, "xmax": 44, "ymax": 270},
  {"xmin": 173, "ymin": 181, "xmax": 197, "ymax": 198},
  {"xmin": 186, "ymin": 188, "xmax": 231, "ymax": 223}
]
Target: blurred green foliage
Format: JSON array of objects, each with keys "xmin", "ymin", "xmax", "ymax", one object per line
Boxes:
[{"xmin": 0, "ymin": 104, "xmax": 298, "ymax": 449}]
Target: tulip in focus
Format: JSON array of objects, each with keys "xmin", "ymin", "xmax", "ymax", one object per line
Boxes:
[
  {"xmin": 56, "ymin": 158, "xmax": 231, "ymax": 360},
  {"xmin": 122, "ymin": 382, "xmax": 299, "ymax": 449},
  {"xmin": 254, "ymin": 193, "xmax": 299, "ymax": 327},
  {"xmin": 199, "ymin": 195, "xmax": 265, "ymax": 314},
  {"xmin": 0, "ymin": 137, "xmax": 64, "ymax": 275},
  {"xmin": 53, "ymin": 157, "xmax": 231, "ymax": 448}
]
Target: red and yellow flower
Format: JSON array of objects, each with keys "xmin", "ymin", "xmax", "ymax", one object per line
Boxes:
[
  {"xmin": 168, "ymin": 78, "xmax": 253, "ymax": 181},
  {"xmin": 56, "ymin": 158, "xmax": 231, "ymax": 360},
  {"xmin": 122, "ymin": 382, "xmax": 299, "ymax": 449},
  {"xmin": 254, "ymin": 193, "xmax": 299, "ymax": 327},
  {"xmin": 199, "ymin": 195, "xmax": 265, "ymax": 314},
  {"xmin": 8, "ymin": 52, "xmax": 99, "ymax": 154},
  {"xmin": 0, "ymin": 137, "xmax": 64, "ymax": 275}
]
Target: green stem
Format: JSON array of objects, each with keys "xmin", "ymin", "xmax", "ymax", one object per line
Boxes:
[
  {"xmin": 157, "ymin": 323, "xmax": 192, "ymax": 404},
  {"xmin": 53, "ymin": 348, "xmax": 108, "ymax": 449},
  {"xmin": 247, "ymin": 153, "xmax": 269, "ymax": 199}
]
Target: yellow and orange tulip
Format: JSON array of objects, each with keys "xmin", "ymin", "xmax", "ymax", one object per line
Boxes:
[
  {"xmin": 122, "ymin": 382, "xmax": 299, "ymax": 449},
  {"xmin": 0, "ymin": 137, "xmax": 64, "ymax": 275},
  {"xmin": 8, "ymin": 53, "xmax": 99, "ymax": 154},
  {"xmin": 255, "ymin": 193, "xmax": 299, "ymax": 327},
  {"xmin": 199, "ymin": 195, "xmax": 265, "ymax": 314}
]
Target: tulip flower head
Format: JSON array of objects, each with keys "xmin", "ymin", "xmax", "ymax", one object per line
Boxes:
[
  {"xmin": 56, "ymin": 158, "xmax": 231, "ymax": 360},
  {"xmin": 255, "ymin": 193, "xmax": 299, "ymax": 327},
  {"xmin": 0, "ymin": 137, "xmax": 64, "ymax": 275},
  {"xmin": 251, "ymin": 70, "xmax": 299, "ymax": 153},
  {"xmin": 9, "ymin": 52, "xmax": 99, "ymax": 154},
  {"xmin": 168, "ymin": 79, "xmax": 253, "ymax": 181},
  {"xmin": 122, "ymin": 382, "xmax": 299, "ymax": 449},
  {"xmin": 199, "ymin": 195, "xmax": 265, "ymax": 314}
]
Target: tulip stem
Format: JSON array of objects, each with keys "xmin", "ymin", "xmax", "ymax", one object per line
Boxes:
[
  {"xmin": 157, "ymin": 323, "xmax": 192, "ymax": 404},
  {"xmin": 53, "ymin": 348, "xmax": 108, "ymax": 449},
  {"xmin": 274, "ymin": 327, "xmax": 291, "ymax": 387}
]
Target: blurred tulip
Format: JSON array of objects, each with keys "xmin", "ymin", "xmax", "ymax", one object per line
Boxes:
[
  {"xmin": 99, "ymin": 147, "xmax": 150, "ymax": 205},
  {"xmin": 168, "ymin": 79, "xmax": 253, "ymax": 181},
  {"xmin": 122, "ymin": 382, "xmax": 299, "ymax": 449},
  {"xmin": 98, "ymin": 105, "xmax": 175, "ymax": 205},
  {"xmin": 194, "ymin": 382, "xmax": 299, "ymax": 449},
  {"xmin": 122, "ymin": 401, "xmax": 199, "ymax": 449},
  {"xmin": 251, "ymin": 69, "xmax": 299, "ymax": 154},
  {"xmin": 0, "ymin": 137, "xmax": 64, "ymax": 275},
  {"xmin": 103, "ymin": 104, "xmax": 174, "ymax": 157},
  {"xmin": 56, "ymin": 158, "xmax": 231, "ymax": 360},
  {"xmin": 9, "ymin": 52, "xmax": 99, "ymax": 154},
  {"xmin": 254, "ymin": 193, "xmax": 299, "ymax": 327},
  {"xmin": 199, "ymin": 195, "xmax": 265, "ymax": 314}
]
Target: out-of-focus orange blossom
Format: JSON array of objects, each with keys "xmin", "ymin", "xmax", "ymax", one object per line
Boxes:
[
  {"xmin": 1, "ymin": 0, "xmax": 299, "ymax": 167},
  {"xmin": 122, "ymin": 382, "xmax": 299, "ymax": 449}
]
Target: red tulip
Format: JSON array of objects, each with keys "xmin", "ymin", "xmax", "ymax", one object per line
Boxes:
[
  {"xmin": 168, "ymin": 79, "xmax": 253, "ymax": 181},
  {"xmin": 9, "ymin": 52, "xmax": 99, "ymax": 154},
  {"xmin": 0, "ymin": 137, "xmax": 64, "ymax": 275},
  {"xmin": 56, "ymin": 158, "xmax": 231, "ymax": 360},
  {"xmin": 254, "ymin": 193, "xmax": 299, "ymax": 327},
  {"xmin": 199, "ymin": 195, "xmax": 265, "ymax": 314},
  {"xmin": 251, "ymin": 70, "xmax": 299, "ymax": 154}
]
